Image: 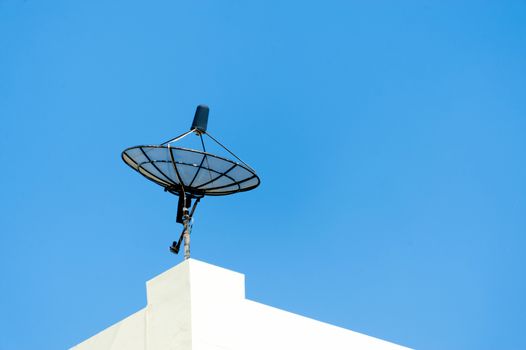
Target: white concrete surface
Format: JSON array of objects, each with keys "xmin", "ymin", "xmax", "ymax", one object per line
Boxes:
[{"xmin": 71, "ymin": 259, "xmax": 411, "ymax": 350}]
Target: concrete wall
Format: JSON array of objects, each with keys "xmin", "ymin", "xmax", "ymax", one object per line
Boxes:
[{"xmin": 71, "ymin": 259, "xmax": 410, "ymax": 350}]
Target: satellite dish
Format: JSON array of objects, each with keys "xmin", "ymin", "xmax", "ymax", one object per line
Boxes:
[{"xmin": 122, "ymin": 105, "xmax": 260, "ymax": 259}]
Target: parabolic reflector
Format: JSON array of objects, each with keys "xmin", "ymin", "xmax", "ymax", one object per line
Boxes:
[{"xmin": 122, "ymin": 146, "xmax": 259, "ymax": 196}]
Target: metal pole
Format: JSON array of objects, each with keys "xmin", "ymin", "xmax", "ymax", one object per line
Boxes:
[{"xmin": 183, "ymin": 213, "xmax": 192, "ymax": 260}]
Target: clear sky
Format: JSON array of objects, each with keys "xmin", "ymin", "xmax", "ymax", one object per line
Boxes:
[{"xmin": 1, "ymin": 1, "xmax": 525, "ymax": 349}]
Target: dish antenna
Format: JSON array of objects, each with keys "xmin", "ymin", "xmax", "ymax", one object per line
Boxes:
[{"xmin": 122, "ymin": 105, "xmax": 260, "ymax": 259}]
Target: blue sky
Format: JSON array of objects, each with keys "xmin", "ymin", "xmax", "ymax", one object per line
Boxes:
[{"xmin": 1, "ymin": 1, "xmax": 525, "ymax": 349}]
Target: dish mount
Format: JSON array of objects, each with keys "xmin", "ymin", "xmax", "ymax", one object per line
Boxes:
[{"xmin": 121, "ymin": 105, "xmax": 260, "ymax": 259}]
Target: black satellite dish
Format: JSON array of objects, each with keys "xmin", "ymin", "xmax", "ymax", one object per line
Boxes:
[{"xmin": 122, "ymin": 105, "xmax": 260, "ymax": 259}]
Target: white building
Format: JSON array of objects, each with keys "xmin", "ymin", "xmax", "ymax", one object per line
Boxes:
[{"xmin": 70, "ymin": 259, "xmax": 410, "ymax": 350}]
